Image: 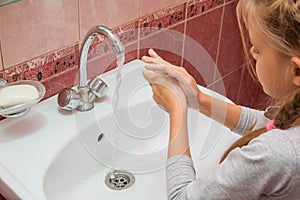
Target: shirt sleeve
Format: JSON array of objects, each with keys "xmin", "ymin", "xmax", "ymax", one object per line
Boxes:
[
  {"xmin": 232, "ymin": 106, "xmax": 267, "ymax": 135},
  {"xmin": 166, "ymin": 131, "xmax": 296, "ymax": 200}
]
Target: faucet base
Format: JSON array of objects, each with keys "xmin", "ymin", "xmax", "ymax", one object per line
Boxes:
[
  {"xmin": 77, "ymin": 86, "xmax": 94, "ymax": 112},
  {"xmin": 77, "ymin": 103, "xmax": 94, "ymax": 112}
]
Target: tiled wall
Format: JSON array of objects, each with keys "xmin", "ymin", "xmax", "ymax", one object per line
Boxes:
[{"xmin": 0, "ymin": 1, "xmax": 270, "ymax": 116}]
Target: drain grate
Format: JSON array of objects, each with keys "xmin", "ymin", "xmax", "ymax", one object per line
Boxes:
[{"xmin": 105, "ymin": 170, "xmax": 135, "ymax": 190}]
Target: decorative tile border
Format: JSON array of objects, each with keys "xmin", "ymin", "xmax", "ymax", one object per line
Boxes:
[
  {"xmin": 0, "ymin": 71, "xmax": 4, "ymax": 80},
  {"xmin": 139, "ymin": 3, "xmax": 186, "ymax": 38},
  {"xmin": 113, "ymin": 21, "xmax": 139, "ymax": 46},
  {"xmin": 87, "ymin": 21, "xmax": 139, "ymax": 61},
  {"xmin": 4, "ymin": 44, "xmax": 79, "ymax": 83},
  {"xmin": 187, "ymin": 0, "xmax": 224, "ymax": 19}
]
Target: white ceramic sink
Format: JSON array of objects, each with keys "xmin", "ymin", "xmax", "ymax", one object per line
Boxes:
[{"xmin": 0, "ymin": 59, "xmax": 240, "ymax": 200}]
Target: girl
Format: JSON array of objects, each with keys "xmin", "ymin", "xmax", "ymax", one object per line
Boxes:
[{"xmin": 142, "ymin": 0, "xmax": 300, "ymax": 199}]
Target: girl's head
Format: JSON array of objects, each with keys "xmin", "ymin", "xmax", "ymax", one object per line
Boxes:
[
  {"xmin": 237, "ymin": 0, "xmax": 300, "ymax": 99},
  {"xmin": 220, "ymin": 0, "xmax": 300, "ymax": 163}
]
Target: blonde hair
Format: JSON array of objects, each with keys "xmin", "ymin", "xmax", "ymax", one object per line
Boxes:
[{"xmin": 220, "ymin": 0, "xmax": 300, "ymax": 163}]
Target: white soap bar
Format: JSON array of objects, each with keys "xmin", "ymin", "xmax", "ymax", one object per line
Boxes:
[{"xmin": 0, "ymin": 85, "xmax": 39, "ymax": 107}]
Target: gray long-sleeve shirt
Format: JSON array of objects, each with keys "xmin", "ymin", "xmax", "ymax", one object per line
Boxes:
[{"xmin": 166, "ymin": 106, "xmax": 300, "ymax": 199}]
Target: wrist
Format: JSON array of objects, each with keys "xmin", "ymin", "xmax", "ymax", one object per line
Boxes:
[
  {"xmin": 168, "ymin": 101, "xmax": 187, "ymax": 116},
  {"xmin": 197, "ymin": 92, "xmax": 210, "ymax": 112}
]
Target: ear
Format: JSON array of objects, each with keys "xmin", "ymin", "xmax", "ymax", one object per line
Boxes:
[{"xmin": 290, "ymin": 56, "xmax": 300, "ymax": 87}]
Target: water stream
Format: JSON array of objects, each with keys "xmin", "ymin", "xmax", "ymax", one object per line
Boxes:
[{"xmin": 110, "ymin": 53, "xmax": 125, "ymax": 170}]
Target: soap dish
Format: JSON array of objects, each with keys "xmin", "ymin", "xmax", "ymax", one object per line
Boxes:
[{"xmin": 0, "ymin": 79, "xmax": 46, "ymax": 118}]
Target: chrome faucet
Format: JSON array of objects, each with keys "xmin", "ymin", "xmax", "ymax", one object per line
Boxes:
[{"xmin": 57, "ymin": 25, "xmax": 125, "ymax": 111}]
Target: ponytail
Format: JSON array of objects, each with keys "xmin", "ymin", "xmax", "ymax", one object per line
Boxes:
[{"xmin": 219, "ymin": 89, "xmax": 300, "ymax": 163}]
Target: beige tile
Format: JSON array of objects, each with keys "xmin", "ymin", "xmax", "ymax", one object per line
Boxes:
[
  {"xmin": 140, "ymin": 0, "xmax": 186, "ymax": 16},
  {"xmin": 79, "ymin": 0, "xmax": 139, "ymax": 40},
  {"xmin": 0, "ymin": 0, "xmax": 79, "ymax": 68}
]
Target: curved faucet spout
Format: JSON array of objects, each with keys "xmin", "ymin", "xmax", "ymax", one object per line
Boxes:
[
  {"xmin": 57, "ymin": 25, "xmax": 125, "ymax": 112},
  {"xmin": 79, "ymin": 25, "xmax": 125, "ymax": 87}
]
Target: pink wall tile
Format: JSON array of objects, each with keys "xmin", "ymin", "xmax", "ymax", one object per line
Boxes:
[
  {"xmin": 209, "ymin": 65, "xmax": 243, "ymax": 103},
  {"xmin": 42, "ymin": 67, "xmax": 78, "ymax": 100},
  {"xmin": 183, "ymin": 6, "xmax": 223, "ymax": 86},
  {"xmin": 139, "ymin": 3, "xmax": 186, "ymax": 66},
  {"xmin": 187, "ymin": 0, "xmax": 224, "ymax": 18},
  {"xmin": 185, "ymin": 6, "xmax": 223, "ymax": 62},
  {"xmin": 79, "ymin": 0, "xmax": 139, "ymax": 40},
  {"xmin": 139, "ymin": 3, "xmax": 186, "ymax": 38},
  {"xmin": 140, "ymin": 24, "xmax": 185, "ymax": 67},
  {"xmin": 140, "ymin": 0, "xmax": 186, "ymax": 16},
  {"xmin": 0, "ymin": 193, "xmax": 6, "ymax": 200},
  {"xmin": 0, "ymin": 0, "xmax": 78, "ymax": 68},
  {"xmin": 237, "ymin": 66, "xmax": 272, "ymax": 110},
  {"xmin": 216, "ymin": 2, "xmax": 244, "ymax": 76}
]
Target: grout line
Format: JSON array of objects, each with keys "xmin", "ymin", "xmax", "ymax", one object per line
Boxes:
[
  {"xmin": 207, "ymin": 63, "xmax": 245, "ymax": 87},
  {"xmin": 137, "ymin": 20, "xmax": 141, "ymax": 59},
  {"xmin": 0, "ymin": 41, "xmax": 4, "ymax": 71},
  {"xmin": 210, "ymin": 3, "xmax": 225, "ymax": 90},
  {"xmin": 137, "ymin": 0, "xmax": 141, "ymax": 59},
  {"xmin": 77, "ymin": 0, "xmax": 81, "ymax": 45},
  {"xmin": 215, "ymin": 4, "xmax": 225, "ymax": 70},
  {"xmin": 181, "ymin": 2, "xmax": 188, "ymax": 67},
  {"xmin": 236, "ymin": 63, "xmax": 247, "ymax": 103}
]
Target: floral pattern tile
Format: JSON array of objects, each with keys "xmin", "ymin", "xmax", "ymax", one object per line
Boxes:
[
  {"xmin": 113, "ymin": 21, "xmax": 139, "ymax": 45},
  {"xmin": 87, "ymin": 21, "xmax": 139, "ymax": 61},
  {"xmin": 4, "ymin": 44, "xmax": 79, "ymax": 83},
  {"xmin": 0, "ymin": 71, "xmax": 4, "ymax": 80},
  {"xmin": 42, "ymin": 67, "xmax": 78, "ymax": 100},
  {"xmin": 139, "ymin": 3, "xmax": 186, "ymax": 38},
  {"xmin": 187, "ymin": 0, "xmax": 224, "ymax": 18}
]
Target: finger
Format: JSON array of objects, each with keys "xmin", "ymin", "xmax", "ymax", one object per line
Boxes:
[
  {"xmin": 142, "ymin": 56, "xmax": 160, "ymax": 64},
  {"xmin": 148, "ymin": 49, "xmax": 161, "ymax": 59},
  {"xmin": 144, "ymin": 63, "xmax": 167, "ymax": 72},
  {"xmin": 142, "ymin": 70, "xmax": 158, "ymax": 84},
  {"xmin": 145, "ymin": 64, "xmax": 190, "ymax": 88},
  {"xmin": 165, "ymin": 67, "xmax": 191, "ymax": 84}
]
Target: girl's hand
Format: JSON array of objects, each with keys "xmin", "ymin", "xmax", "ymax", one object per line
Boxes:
[
  {"xmin": 143, "ymin": 71, "xmax": 187, "ymax": 115},
  {"xmin": 142, "ymin": 49, "xmax": 201, "ymax": 110}
]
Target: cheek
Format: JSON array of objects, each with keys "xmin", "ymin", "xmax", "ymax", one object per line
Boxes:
[
  {"xmin": 255, "ymin": 61, "xmax": 276, "ymax": 96},
  {"xmin": 256, "ymin": 60, "xmax": 295, "ymax": 99},
  {"xmin": 255, "ymin": 61, "xmax": 267, "ymax": 85}
]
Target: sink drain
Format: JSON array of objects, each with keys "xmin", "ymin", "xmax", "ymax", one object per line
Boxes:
[{"xmin": 105, "ymin": 170, "xmax": 135, "ymax": 190}]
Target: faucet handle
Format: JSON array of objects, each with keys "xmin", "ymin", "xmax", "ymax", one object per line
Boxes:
[
  {"xmin": 0, "ymin": 78, "xmax": 7, "ymax": 89},
  {"xmin": 57, "ymin": 88, "xmax": 80, "ymax": 110},
  {"xmin": 88, "ymin": 77, "xmax": 108, "ymax": 98}
]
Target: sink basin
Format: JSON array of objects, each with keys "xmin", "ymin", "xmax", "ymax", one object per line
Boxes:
[{"xmin": 0, "ymin": 59, "xmax": 240, "ymax": 200}]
